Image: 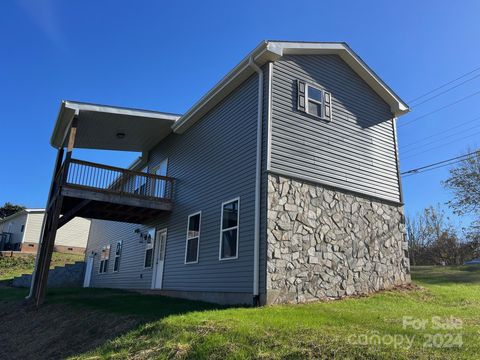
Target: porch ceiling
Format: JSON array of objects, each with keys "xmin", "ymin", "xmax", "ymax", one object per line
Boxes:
[{"xmin": 51, "ymin": 101, "xmax": 181, "ymax": 151}]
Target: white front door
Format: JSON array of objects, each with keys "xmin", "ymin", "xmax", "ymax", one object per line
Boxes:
[
  {"xmin": 83, "ymin": 256, "xmax": 94, "ymax": 288},
  {"xmin": 151, "ymin": 229, "xmax": 167, "ymax": 289}
]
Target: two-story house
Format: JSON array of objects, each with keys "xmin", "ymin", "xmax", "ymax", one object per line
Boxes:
[{"xmin": 30, "ymin": 41, "xmax": 410, "ymax": 306}]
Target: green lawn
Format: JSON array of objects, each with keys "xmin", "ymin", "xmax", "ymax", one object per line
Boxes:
[
  {"xmin": 0, "ymin": 265, "xmax": 479, "ymax": 359},
  {"xmin": 0, "ymin": 252, "xmax": 84, "ymax": 280}
]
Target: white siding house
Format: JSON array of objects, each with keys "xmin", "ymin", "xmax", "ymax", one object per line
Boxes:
[{"xmin": 0, "ymin": 209, "xmax": 90, "ymax": 254}]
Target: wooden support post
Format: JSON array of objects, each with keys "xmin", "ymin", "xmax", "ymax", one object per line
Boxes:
[
  {"xmin": 27, "ymin": 147, "xmax": 64, "ymax": 301},
  {"xmin": 29, "ymin": 118, "xmax": 77, "ymax": 307},
  {"xmin": 32, "ymin": 197, "xmax": 64, "ymax": 307}
]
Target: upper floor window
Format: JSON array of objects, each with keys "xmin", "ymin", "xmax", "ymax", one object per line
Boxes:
[
  {"xmin": 297, "ymin": 80, "xmax": 332, "ymax": 121},
  {"xmin": 153, "ymin": 158, "xmax": 168, "ymax": 198},
  {"xmin": 99, "ymin": 244, "xmax": 110, "ymax": 273},
  {"xmin": 134, "ymin": 166, "xmax": 148, "ymax": 196},
  {"xmin": 219, "ymin": 198, "xmax": 240, "ymax": 260},
  {"xmin": 185, "ymin": 212, "xmax": 201, "ymax": 264},
  {"xmin": 113, "ymin": 241, "xmax": 122, "ymax": 272},
  {"xmin": 20, "ymin": 225, "xmax": 25, "ymax": 232}
]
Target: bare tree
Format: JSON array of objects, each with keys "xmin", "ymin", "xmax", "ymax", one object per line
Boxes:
[
  {"xmin": 444, "ymin": 149, "xmax": 480, "ymax": 219},
  {"xmin": 406, "ymin": 205, "xmax": 468, "ymax": 265}
]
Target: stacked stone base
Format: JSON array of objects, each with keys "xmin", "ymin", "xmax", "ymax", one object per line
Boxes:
[{"xmin": 266, "ymin": 174, "xmax": 410, "ymax": 304}]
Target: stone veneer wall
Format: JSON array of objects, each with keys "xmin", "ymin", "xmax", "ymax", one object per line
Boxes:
[{"xmin": 266, "ymin": 174, "xmax": 410, "ymax": 304}]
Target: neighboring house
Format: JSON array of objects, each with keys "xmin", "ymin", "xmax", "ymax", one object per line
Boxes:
[
  {"xmin": 33, "ymin": 41, "xmax": 411, "ymax": 306},
  {"xmin": 0, "ymin": 209, "xmax": 90, "ymax": 254}
]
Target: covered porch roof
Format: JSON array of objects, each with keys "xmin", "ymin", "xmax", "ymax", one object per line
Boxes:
[{"xmin": 50, "ymin": 100, "xmax": 181, "ymax": 151}]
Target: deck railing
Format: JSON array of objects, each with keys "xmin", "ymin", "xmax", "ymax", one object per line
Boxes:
[{"xmin": 57, "ymin": 158, "xmax": 174, "ymax": 201}]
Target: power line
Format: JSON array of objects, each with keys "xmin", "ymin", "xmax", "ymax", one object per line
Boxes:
[
  {"xmin": 401, "ymin": 130, "xmax": 480, "ymax": 160},
  {"xmin": 402, "ymin": 160, "xmax": 462, "ymax": 178},
  {"xmin": 401, "ymin": 124, "xmax": 480, "ymax": 154},
  {"xmin": 399, "ymin": 89, "xmax": 480, "ymax": 128},
  {"xmin": 408, "ymin": 65, "xmax": 480, "ymax": 103},
  {"xmin": 411, "ymin": 73, "xmax": 480, "ymax": 108},
  {"xmin": 400, "ymin": 115, "xmax": 480, "ymax": 149},
  {"xmin": 401, "ymin": 150, "xmax": 479, "ymax": 177}
]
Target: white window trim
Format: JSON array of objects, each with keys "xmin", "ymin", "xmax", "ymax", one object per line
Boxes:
[
  {"xmin": 151, "ymin": 158, "xmax": 169, "ymax": 176},
  {"xmin": 143, "ymin": 229, "xmax": 155, "ymax": 269},
  {"xmin": 113, "ymin": 240, "xmax": 122, "ymax": 273},
  {"xmin": 218, "ymin": 197, "xmax": 240, "ymax": 261},
  {"xmin": 184, "ymin": 211, "xmax": 201, "ymax": 264},
  {"xmin": 151, "ymin": 158, "xmax": 169, "ymax": 198},
  {"xmin": 134, "ymin": 166, "xmax": 149, "ymax": 195},
  {"xmin": 304, "ymin": 82, "xmax": 331, "ymax": 122}
]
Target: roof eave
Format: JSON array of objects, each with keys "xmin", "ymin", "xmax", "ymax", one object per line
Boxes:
[
  {"xmin": 173, "ymin": 41, "xmax": 409, "ymax": 133},
  {"xmin": 50, "ymin": 101, "xmax": 181, "ymax": 149},
  {"xmin": 172, "ymin": 41, "xmax": 282, "ymax": 134}
]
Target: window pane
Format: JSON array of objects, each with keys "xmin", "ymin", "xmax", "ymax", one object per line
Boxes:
[
  {"xmin": 221, "ymin": 229, "xmax": 237, "ymax": 258},
  {"xmin": 103, "ymin": 260, "xmax": 108, "ymax": 273},
  {"xmin": 186, "ymin": 237, "xmax": 198, "ymax": 263},
  {"xmin": 188, "ymin": 214, "xmax": 200, "ymax": 238},
  {"xmin": 308, "ymin": 86, "xmax": 322, "ymax": 102},
  {"xmin": 114, "ymin": 257, "xmax": 120, "ymax": 272},
  {"xmin": 144, "ymin": 248, "xmax": 153, "ymax": 268},
  {"xmin": 222, "ymin": 201, "xmax": 238, "ymax": 229},
  {"xmin": 308, "ymin": 101, "xmax": 322, "ymax": 117}
]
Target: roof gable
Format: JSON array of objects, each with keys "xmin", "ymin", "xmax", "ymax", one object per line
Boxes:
[{"xmin": 173, "ymin": 41, "xmax": 408, "ymax": 134}]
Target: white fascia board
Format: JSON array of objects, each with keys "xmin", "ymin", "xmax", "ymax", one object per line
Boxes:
[
  {"xmin": 50, "ymin": 101, "xmax": 181, "ymax": 149},
  {"xmin": 63, "ymin": 101, "xmax": 181, "ymax": 121},
  {"xmin": 271, "ymin": 42, "xmax": 409, "ymax": 116}
]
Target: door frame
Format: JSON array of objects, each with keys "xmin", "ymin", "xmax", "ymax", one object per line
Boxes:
[
  {"xmin": 151, "ymin": 228, "xmax": 167, "ymax": 290},
  {"xmin": 83, "ymin": 255, "xmax": 94, "ymax": 288}
]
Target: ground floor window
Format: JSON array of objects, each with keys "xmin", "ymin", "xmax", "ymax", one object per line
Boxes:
[
  {"xmin": 219, "ymin": 198, "xmax": 240, "ymax": 260},
  {"xmin": 185, "ymin": 212, "xmax": 201, "ymax": 264},
  {"xmin": 99, "ymin": 244, "xmax": 110, "ymax": 273},
  {"xmin": 113, "ymin": 241, "xmax": 122, "ymax": 272}
]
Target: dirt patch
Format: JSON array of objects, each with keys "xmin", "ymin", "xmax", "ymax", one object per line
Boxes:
[{"xmin": 0, "ymin": 300, "xmax": 139, "ymax": 360}]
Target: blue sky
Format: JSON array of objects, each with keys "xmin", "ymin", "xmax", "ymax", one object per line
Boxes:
[{"xmin": 1, "ymin": 0, "xmax": 479, "ymax": 228}]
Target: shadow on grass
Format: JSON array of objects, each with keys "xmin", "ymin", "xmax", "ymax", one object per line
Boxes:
[
  {"xmin": 47, "ymin": 287, "xmax": 230, "ymax": 318},
  {"xmin": 0, "ymin": 287, "xmax": 233, "ymax": 360},
  {"xmin": 411, "ymin": 265, "xmax": 480, "ymax": 285}
]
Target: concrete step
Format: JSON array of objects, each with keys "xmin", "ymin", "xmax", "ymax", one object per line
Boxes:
[{"xmin": 12, "ymin": 261, "xmax": 86, "ymax": 288}]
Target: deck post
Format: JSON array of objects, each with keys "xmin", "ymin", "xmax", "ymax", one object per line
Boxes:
[
  {"xmin": 27, "ymin": 147, "xmax": 64, "ymax": 302},
  {"xmin": 29, "ymin": 118, "xmax": 77, "ymax": 307}
]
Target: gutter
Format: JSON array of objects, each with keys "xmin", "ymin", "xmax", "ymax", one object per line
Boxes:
[{"xmin": 248, "ymin": 56, "xmax": 264, "ymax": 305}]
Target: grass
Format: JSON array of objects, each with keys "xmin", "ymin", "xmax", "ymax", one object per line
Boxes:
[
  {"xmin": 0, "ymin": 252, "xmax": 84, "ymax": 280},
  {"xmin": 0, "ymin": 265, "xmax": 479, "ymax": 359}
]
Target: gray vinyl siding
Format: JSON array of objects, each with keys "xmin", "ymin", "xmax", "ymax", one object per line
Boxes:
[
  {"xmin": 86, "ymin": 73, "xmax": 260, "ymax": 294},
  {"xmin": 270, "ymin": 55, "xmax": 401, "ymax": 203},
  {"xmin": 86, "ymin": 220, "xmax": 154, "ymax": 288}
]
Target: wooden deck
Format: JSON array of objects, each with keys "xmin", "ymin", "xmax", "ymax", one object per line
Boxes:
[{"xmin": 53, "ymin": 158, "xmax": 174, "ymax": 225}]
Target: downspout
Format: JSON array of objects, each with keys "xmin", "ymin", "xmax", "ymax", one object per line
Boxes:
[{"xmin": 248, "ymin": 57, "xmax": 263, "ymax": 305}]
